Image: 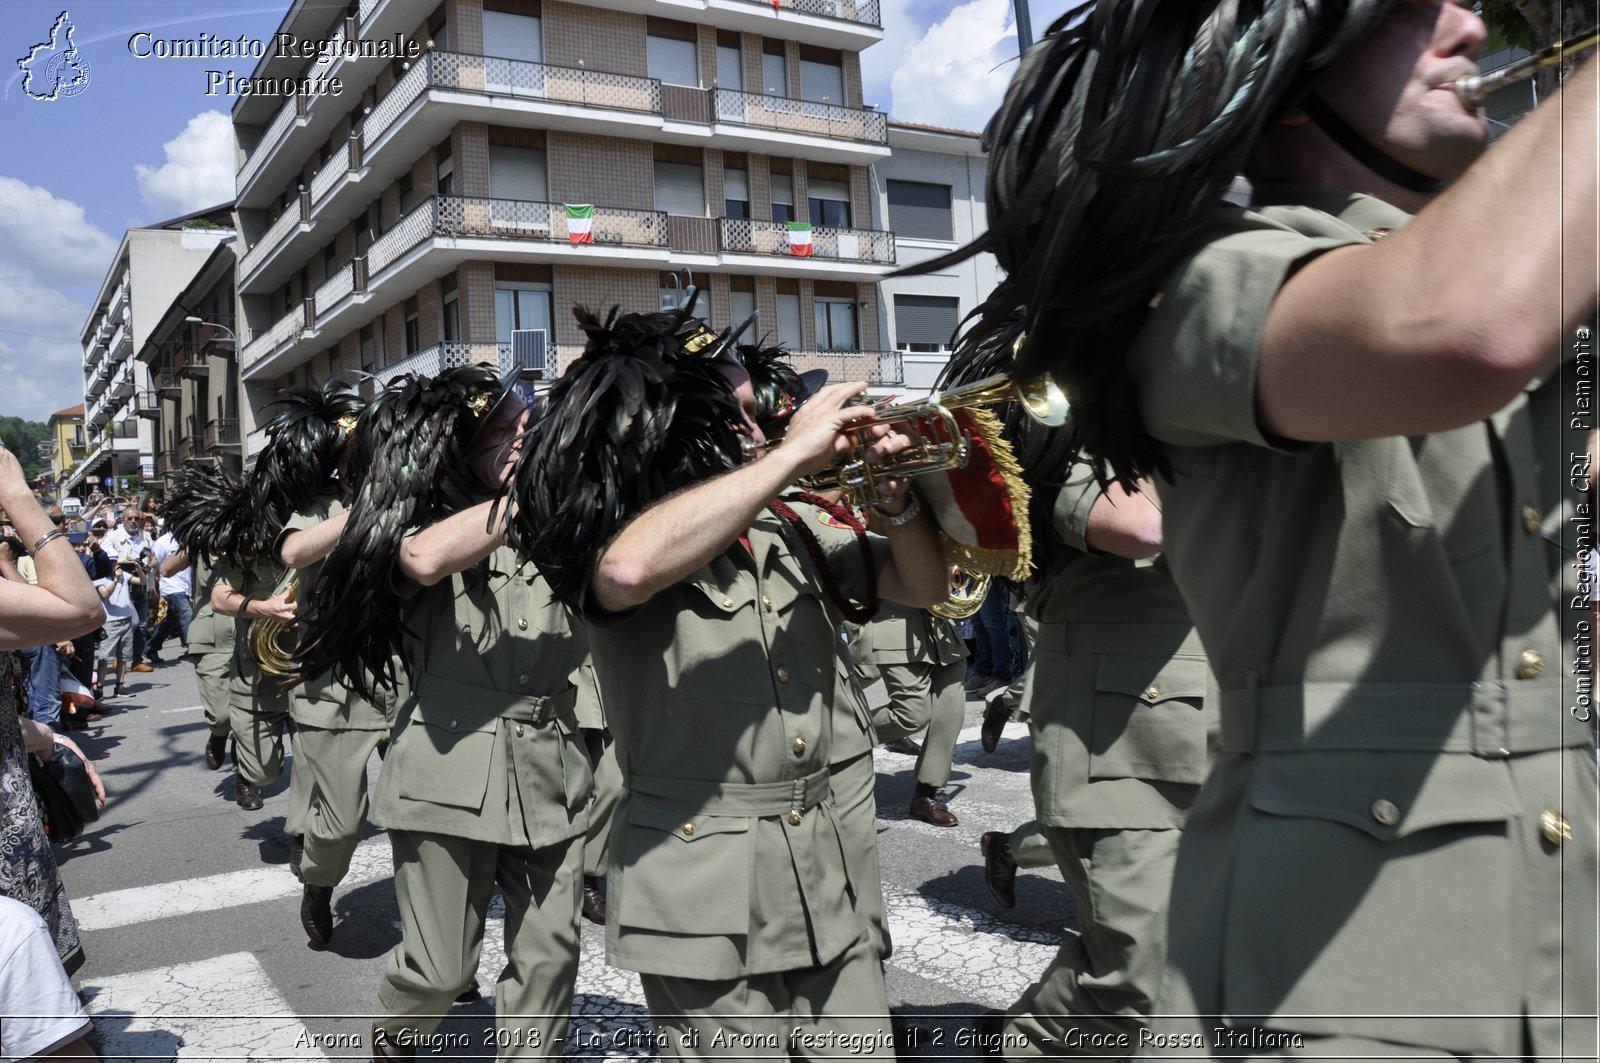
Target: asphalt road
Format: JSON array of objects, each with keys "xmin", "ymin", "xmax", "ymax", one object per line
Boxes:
[{"xmin": 54, "ymin": 655, "xmax": 1073, "ymax": 1061}]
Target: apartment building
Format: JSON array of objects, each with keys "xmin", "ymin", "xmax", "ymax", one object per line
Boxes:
[
  {"xmin": 138, "ymin": 242, "xmax": 245, "ymax": 490},
  {"xmin": 232, "ymin": 0, "xmax": 893, "ymax": 455},
  {"xmin": 71, "ymin": 208, "xmax": 238, "ymax": 496},
  {"xmin": 870, "ymin": 121, "xmax": 999, "ymax": 391},
  {"xmin": 46, "ymin": 404, "xmax": 88, "ymax": 485}
]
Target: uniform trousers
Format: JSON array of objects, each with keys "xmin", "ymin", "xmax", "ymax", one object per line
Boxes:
[
  {"xmin": 1002, "ymin": 825, "xmax": 1183, "ymax": 1056},
  {"xmin": 228, "ymin": 672, "xmax": 291, "ymax": 788},
  {"xmin": 376, "ymin": 830, "xmax": 583, "ymax": 1059},
  {"xmin": 194, "ymin": 650, "xmax": 233, "ymax": 739},
  {"xmin": 581, "ymin": 728, "xmax": 621, "ymax": 880},
  {"xmin": 641, "ymin": 930, "xmax": 895, "ymax": 1061},
  {"xmin": 1006, "ymin": 820, "xmax": 1055, "ymax": 869},
  {"xmin": 287, "ymin": 725, "xmax": 386, "ymax": 886},
  {"xmin": 867, "ymin": 659, "xmax": 965, "ymax": 788}
]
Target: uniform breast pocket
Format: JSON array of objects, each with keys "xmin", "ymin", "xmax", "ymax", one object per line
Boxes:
[
  {"xmin": 1223, "ymin": 752, "xmax": 1517, "ymax": 1051},
  {"xmin": 1087, "ymin": 654, "xmax": 1209, "ymax": 786},
  {"xmin": 394, "ymin": 702, "xmax": 497, "ymax": 810},
  {"xmin": 615, "ymin": 798, "xmax": 751, "ymax": 934}
]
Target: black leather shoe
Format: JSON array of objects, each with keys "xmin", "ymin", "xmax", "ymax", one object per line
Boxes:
[
  {"xmin": 301, "ymin": 883, "xmax": 333, "ymax": 948},
  {"xmin": 981, "ymin": 695, "xmax": 1013, "ymax": 754},
  {"xmin": 908, "ymin": 793, "xmax": 958, "ymax": 827},
  {"xmin": 235, "ymin": 780, "xmax": 263, "ymax": 811},
  {"xmin": 289, "ymin": 834, "xmax": 305, "ymax": 883},
  {"xmin": 581, "ymin": 875, "xmax": 608, "ymax": 925},
  {"xmin": 882, "ymin": 736, "xmax": 923, "ymax": 756},
  {"xmin": 205, "ymin": 733, "xmax": 228, "ymax": 771},
  {"xmin": 981, "ymin": 831, "xmax": 1018, "ymax": 909},
  {"xmin": 454, "ymin": 980, "xmax": 481, "ymax": 1004}
]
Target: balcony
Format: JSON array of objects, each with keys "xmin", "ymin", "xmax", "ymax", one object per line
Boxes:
[
  {"xmin": 108, "ymin": 281, "xmax": 130, "ymax": 324},
  {"xmin": 240, "ymin": 302, "xmax": 308, "ymax": 372},
  {"xmin": 132, "ymin": 390, "xmax": 162, "ymax": 420},
  {"xmin": 154, "ymin": 450, "xmax": 177, "ymax": 479},
  {"xmin": 175, "ymin": 433, "xmax": 206, "ymax": 464},
  {"xmin": 718, "ymin": 217, "xmax": 895, "ymax": 273},
  {"xmin": 109, "ymin": 323, "xmax": 132, "ymax": 361},
  {"xmin": 371, "ymin": 342, "xmax": 514, "ymax": 387},
  {"xmin": 109, "ymin": 363, "xmax": 135, "ymax": 400},
  {"xmin": 154, "ymin": 366, "xmax": 182, "ymax": 397},
  {"xmin": 710, "ymin": 89, "xmax": 885, "ymax": 146},
  {"xmin": 785, "ymin": 349, "xmax": 903, "ymax": 386},
  {"xmin": 204, "ymin": 419, "xmax": 241, "ymax": 452},
  {"xmin": 174, "ymin": 347, "xmax": 210, "ymax": 381},
  {"xmin": 604, "ymin": 0, "xmax": 881, "ymax": 47},
  {"xmin": 238, "ymin": 195, "xmax": 310, "ymax": 283}
]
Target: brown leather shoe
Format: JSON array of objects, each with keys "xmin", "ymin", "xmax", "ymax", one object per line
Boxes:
[
  {"xmin": 908, "ymin": 793, "xmax": 958, "ymax": 827},
  {"xmin": 581, "ymin": 876, "xmax": 608, "ymax": 925},
  {"xmin": 981, "ymin": 831, "xmax": 1018, "ymax": 909},
  {"xmin": 205, "ymin": 733, "xmax": 228, "ymax": 771},
  {"xmin": 981, "ymin": 694, "xmax": 1013, "ymax": 754},
  {"xmin": 131, "ymin": 662, "xmax": 155, "ymax": 673},
  {"xmin": 301, "ymin": 883, "xmax": 333, "ymax": 948},
  {"xmin": 235, "ymin": 780, "xmax": 263, "ymax": 811},
  {"xmin": 882, "ymin": 736, "xmax": 923, "ymax": 756}
]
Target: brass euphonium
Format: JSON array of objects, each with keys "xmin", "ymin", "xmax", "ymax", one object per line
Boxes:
[
  {"xmin": 930, "ymin": 565, "xmax": 993, "ymax": 620},
  {"xmin": 249, "ymin": 575, "xmax": 299, "ymax": 677}
]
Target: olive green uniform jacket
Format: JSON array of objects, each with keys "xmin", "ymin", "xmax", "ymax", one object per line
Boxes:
[{"xmin": 1127, "ymin": 185, "xmax": 1597, "ymax": 1058}]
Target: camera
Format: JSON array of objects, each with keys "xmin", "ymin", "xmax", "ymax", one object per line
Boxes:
[{"xmin": 1, "ymin": 535, "xmax": 26, "ymax": 557}]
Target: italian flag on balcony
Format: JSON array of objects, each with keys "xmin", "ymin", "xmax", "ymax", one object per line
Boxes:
[
  {"xmin": 565, "ymin": 204, "xmax": 594, "ymax": 245},
  {"xmin": 786, "ymin": 221, "xmax": 814, "ymax": 257}
]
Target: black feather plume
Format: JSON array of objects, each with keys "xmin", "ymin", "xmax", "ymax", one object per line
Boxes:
[
  {"xmin": 294, "ymin": 365, "xmax": 498, "ymax": 701},
  {"xmin": 161, "ymin": 462, "xmax": 259, "ymax": 569},
  {"xmin": 248, "ymin": 381, "xmax": 365, "ymax": 550}
]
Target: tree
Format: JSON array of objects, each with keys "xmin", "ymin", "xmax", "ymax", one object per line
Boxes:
[
  {"xmin": 0, "ymin": 418, "xmax": 50, "ymax": 479},
  {"xmin": 1481, "ymin": 2, "xmax": 1591, "ymax": 92}
]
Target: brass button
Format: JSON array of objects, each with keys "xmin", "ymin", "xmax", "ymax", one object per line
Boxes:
[
  {"xmin": 1516, "ymin": 648, "xmax": 1544, "ymax": 680},
  {"xmin": 1144, "ymin": 684, "xmax": 1160, "ymax": 700},
  {"xmin": 681, "ymin": 822, "xmax": 694, "ymax": 837},
  {"xmin": 762, "ymin": 595, "xmax": 773, "ymax": 611},
  {"xmin": 792, "ymin": 737, "xmax": 806, "ymax": 756},
  {"xmin": 721, "ymin": 597, "xmax": 734, "ymax": 608},
  {"xmin": 1541, "ymin": 810, "xmax": 1572, "ymax": 845},
  {"xmin": 787, "ymin": 809, "xmax": 803, "ymax": 825},
  {"xmin": 776, "ymin": 666, "xmax": 790, "ymax": 683},
  {"xmin": 517, "ymin": 617, "xmax": 528, "ymax": 631},
  {"xmin": 515, "ymin": 725, "xmax": 525, "ymax": 738},
  {"xmin": 1370, "ymin": 799, "xmax": 1400, "ymax": 827},
  {"xmin": 449, "ymin": 719, "xmax": 458, "ymax": 731},
  {"xmin": 1523, "ymin": 504, "xmax": 1542, "ymax": 534},
  {"xmin": 518, "ymin": 672, "xmax": 530, "ymax": 686}
]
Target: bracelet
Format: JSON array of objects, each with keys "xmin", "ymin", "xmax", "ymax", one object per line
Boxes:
[
  {"xmin": 31, "ymin": 529, "xmax": 66, "ymax": 553},
  {"xmin": 873, "ymin": 492, "xmax": 923, "ymax": 527}
]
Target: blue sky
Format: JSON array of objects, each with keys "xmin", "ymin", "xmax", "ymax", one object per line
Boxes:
[{"xmin": 0, "ymin": 0, "xmax": 1060, "ymax": 422}]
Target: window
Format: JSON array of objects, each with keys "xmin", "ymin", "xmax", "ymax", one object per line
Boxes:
[
  {"xmin": 769, "ymin": 173, "xmax": 794, "ymax": 224},
  {"xmin": 887, "ymin": 180, "xmax": 954, "ymax": 241},
  {"xmin": 716, "ymin": 32, "xmax": 742, "ymax": 91},
  {"xmin": 404, "ymin": 297, "xmax": 420, "ymax": 354},
  {"xmin": 442, "ymin": 285, "xmax": 460, "ymax": 343},
  {"xmin": 728, "ymin": 277, "xmax": 755, "ymax": 331},
  {"xmin": 436, "ymin": 154, "xmax": 454, "ymax": 197},
  {"xmin": 494, "ymin": 284, "xmax": 553, "ymax": 345},
  {"xmin": 398, "ymin": 171, "xmax": 415, "ymax": 213},
  {"xmin": 798, "ymin": 45, "xmax": 843, "ymax": 104},
  {"xmin": 655, "ymin": 160, "xmax": 706, "ymax": 217},
  {"xmin": 489, "ymin": 145, "xmax": 548, "ymax": 202},
  {"xmin": 723, "ymin": 167, "xmax": 749, "ymax": 220},
  {"xmin": 814, "ymin": 298, "xmax": 857, "ymax": 350},
  {"xmin": 483, "ymin": 10, "xmax": 542, "ymax": 62},
  {"xmin": 893, "ymin": 294, "xmax": 959, "ymax": 352},
  {"xmin": 761, "ymin": 39, "xmax": 787, "ymax": 96},
  {"xmin": 807, "ymin": 177, "xmax": 851, "ymax": 229},
  {"xmin": 647, "ymin": 18, "xmax": 698, "ymax": 86},
  {"xmin": 359, "ymin": 325, "xmax": 377, "ymax": 373},
  {"xmin": 322, "ymin": 243, "xmax": 337, "ymax": 279},
  {"xmin": 775, "ymin": 291, "xmax": 802, "ymax": 350}
]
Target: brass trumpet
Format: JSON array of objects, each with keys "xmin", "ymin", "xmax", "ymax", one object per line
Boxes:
[
  {"xmin": 805, "ymin": 373, "xmax": 1068, "ymax": 507},
  {"xmin": 249, "ymin": 576, "xmax": 299, "ymax": 677},
  {"xmin": 1454, "ymin": 28, "xmax": 1599, "ymax": 106}
]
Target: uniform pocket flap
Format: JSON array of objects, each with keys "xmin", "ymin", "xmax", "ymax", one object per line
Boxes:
[
  {"xmin": 411, "ymin": 694, "xmax": 501, "ymax": 735},
  {"xmin": 393, "ymin": 700, "xmax": 498, "ymax": 810},
  {"xmin": 1096, "ymin": 654, "xmax": 1209, "ymax": 703},
  {"xmin": 686, "ymin": 578, "xmax": 755, "ymax": 616},
  {"xmin": 616, "ymin": 798, "xmax": 751, "ymax": 933},
  {"xmin": 629, "ymin": 800, "xmax": 752, "ymax": 841},
  {"xmin": 1250, "ymin": 752, "xmax": 1516, "ymax": 842}
]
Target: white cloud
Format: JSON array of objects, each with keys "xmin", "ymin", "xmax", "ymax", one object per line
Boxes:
[
  {"xmin": 0, "ymin": 177, "xmax": 118, "ymax": 285},
  {"xmin": 134, "ymin": 110, "xmax": 235, "ymax": 219},
  {"xmin": 887, "ymin": 0, "xmax": 1018, "ymax": 132}
]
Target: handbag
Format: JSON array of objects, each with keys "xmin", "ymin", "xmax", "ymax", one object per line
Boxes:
[{"xmin": 28, "ymin": 744, "xmax": 100, "ymax": 843}]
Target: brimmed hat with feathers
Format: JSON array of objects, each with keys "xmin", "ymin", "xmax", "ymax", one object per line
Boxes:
[
  {"xmin": 161, "ymin": 462, "xmax": 257, "ymax": 570},
  {"xmin": 249, "ymin": 381, "xmax": 365, "ymax": 552}
]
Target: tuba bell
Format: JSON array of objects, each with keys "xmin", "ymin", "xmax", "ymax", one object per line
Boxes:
[
  {"xmin": 249, "ymin": 576, "xmax": 299, "ymax": 677},
  {"xmin": 930, "ymin": 565, "xmax": 993, "ymax": 620}
]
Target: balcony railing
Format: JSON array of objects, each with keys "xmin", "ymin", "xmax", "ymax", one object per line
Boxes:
[
  {"xmin": 314, "ymin": 262, "xmax": 357, "ymax": 316},
  {"xmin": 373, "ymin": 342, "xmax": 512, "ymax": 387},
  {"xmin": 241, "ymin": 303, "xmax": 307, "ymax": 368},
  {"xmin": 785, "ymin": 349, "xmax": 903, "ymax": 385},
  {"xmin": 712, "ymin": 88, "xmax": 886, "ymax": 144},
  {"xmin": 730, "ymin": 0, "xmax": 881, "ymax": 26},
  {"xmin": 132, "ymin": 390, "xmax": 162, "ymax": 420},
  {"xmin": 238, "ymin": 96, "xmax": 299, "ymax": 193},
  {"xmin": 240, "ymin": 198, "xmax": 308, "ymax": 279},
  {"xmin": 174, "ymin": 347, "xmax": 210, "ymax": 380},
  {"xmin": 109, "ymin": 323, "xmax": 130, "ymax": 358},
  {"xmin": 310, "ymin": 140, "xmax": 352, "ymax": 207},
  {"xmin": 108, "ymin": 281, "xmax": 130, "ymax": 323},
  {"xmin": 364, "ymin": 59, "xmax": 429, "ymax": 144},
  {"xmin": 435, "ymin": 196, "xmax": 668, "ymax": 249},
  {"xmin": 204, "ymin": 419, "xmax": 241, "ymax": 451},
  {"xmin": 154, "ymin": 366, "xmax": 181, "ymax": 396},
  {"xmin": 176, "ymin": 433, "xmax": 206, "ymax": 463},
  {"xmin": 429, "ymin": 50, "xmax": 663, "ymax": 117},
  {"xmin": 366, "ymin": 199, "xmax": 438, "ymax": 276},
  {"xmin": 718, "ymin": 217, "xmax": 894, "ymax": 264}
]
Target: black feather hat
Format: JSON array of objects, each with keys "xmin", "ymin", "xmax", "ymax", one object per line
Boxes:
[
  {"xmin": 249, "ymin": 380, "xmax": 365, "ymax": 545},
  {"xmin": 506, "ymin": 293, "xmax": 748, "ymax": 608},
  {"xmin": 740, "ymin": 342, "xmax": 827, "ymax": 431},
  {"xmin": 899, "ymin": 0, "xmax": 1396, "ymax": 485},
  {"xmin": 160, "ymin": 461, "xmax": 258, "ymax": 569},
  {"xmin": 294, "ymin": 364, "xmax": 500, "ymax": 700}
]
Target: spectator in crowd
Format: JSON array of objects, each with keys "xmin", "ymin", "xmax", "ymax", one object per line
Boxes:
[
  {"xmin": 147, "ymin": 523, "xmax": 192, "ymax": 663},
  {"xmin": 94, "ymin": 551, "xmax": 142, "ymax": 700},
  {"xmin": 102, "ymin": 507, "xmax": 153, "ymax": 672},
  {"xmin": 0, "ymin": 896, "xmax": 97, "ymax": 1061},
  {"xmin": 10, "ymin": 506, "xmax": 71, "ymax": 729}
]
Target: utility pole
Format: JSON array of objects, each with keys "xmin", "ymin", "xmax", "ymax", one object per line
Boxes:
[{"xmin": 1013, "ymin": 0, "xmax": 1034, "ymax": 53}]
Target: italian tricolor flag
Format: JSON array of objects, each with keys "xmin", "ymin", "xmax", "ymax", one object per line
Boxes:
[
  {"xmin": 565, "ymin": 204, "xmax": 593, "ymax": 245},
  {"xmin": 786, "ymin": 221, "xmax": 813, "ymax": 257}
]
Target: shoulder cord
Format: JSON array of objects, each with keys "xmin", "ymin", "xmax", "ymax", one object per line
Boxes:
[{"xmin": 768, "ymin": 492, "xmax": 879, "ymax": 624}]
